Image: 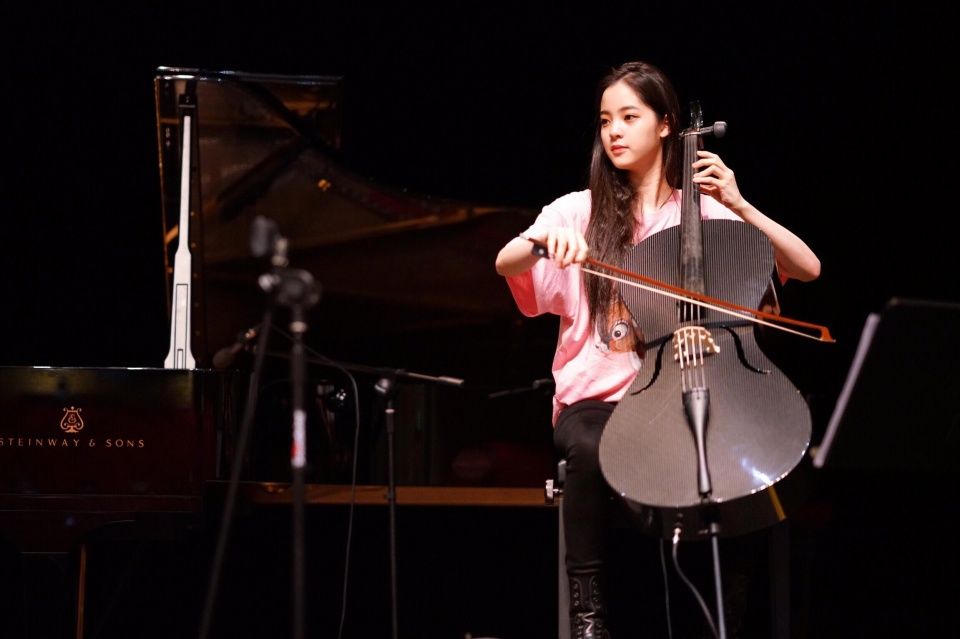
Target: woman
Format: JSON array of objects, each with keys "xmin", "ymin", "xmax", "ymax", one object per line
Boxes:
[{"xmin": 495, "ymin": 61, "xmax": 820, "ymax": 638}]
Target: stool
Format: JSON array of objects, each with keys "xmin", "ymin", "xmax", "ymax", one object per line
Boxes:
[{"xmin": 543, "ymin": 459, "xmax": 570, "ymax": 639}]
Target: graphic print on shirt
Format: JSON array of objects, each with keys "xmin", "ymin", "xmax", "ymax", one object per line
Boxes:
[{"xmin": 595, "ymin": 296, "xmax": 644, "ymax": 371}]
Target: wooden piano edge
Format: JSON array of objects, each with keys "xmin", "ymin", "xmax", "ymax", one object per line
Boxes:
[{"xmin": 204, "ymin": 481, "xmax": 552, "ymax": 508}]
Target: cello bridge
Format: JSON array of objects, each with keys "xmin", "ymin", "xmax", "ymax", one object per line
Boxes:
[{"xmin": 673, "ymin": 326, "xmax": 720, "ymax": 363}]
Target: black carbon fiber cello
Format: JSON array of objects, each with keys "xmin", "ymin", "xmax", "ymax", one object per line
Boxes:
[{"xmin": 597, "ymin": 103, "xmax": 814, "ymax": 542}]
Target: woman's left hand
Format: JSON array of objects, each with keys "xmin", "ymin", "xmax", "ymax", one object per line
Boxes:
[{"xmin": 692, "ymin": 150, "xmax": 744, "ymax": 211}]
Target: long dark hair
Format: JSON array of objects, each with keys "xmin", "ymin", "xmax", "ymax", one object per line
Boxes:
[{"xmin": 584, "ymin": 61, "xmax": 682, "ymax": 331}]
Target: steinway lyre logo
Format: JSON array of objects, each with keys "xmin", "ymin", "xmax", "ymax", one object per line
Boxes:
[{"xmin": 60, "ymin": 406, "xmax": 84, "ymax": 434}]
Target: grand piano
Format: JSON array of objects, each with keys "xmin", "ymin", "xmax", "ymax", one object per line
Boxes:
[
  {"xmin": 0, "ymin": 67, "xmax": 559, "ymax": 637},
  {"xmin": 149, "ymin": 67, "xmax": 557, "ymax": 491}
]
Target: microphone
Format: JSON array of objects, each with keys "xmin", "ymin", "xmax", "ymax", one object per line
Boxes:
[
  {"xmin": 212, "ymin": 325, "xmax": 260, "ymax": 369},
  {"xmin": 487, "ymin": 378, "xmax": 555, "ymax": 399},
  {"xmin": 250, "ymin": 215, "xmax": 288, "ymax": 266}
]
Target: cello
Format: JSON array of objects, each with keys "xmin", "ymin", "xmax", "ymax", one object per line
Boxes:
[{"xmin": 596, "ymin": 102, "xmax": 815, "ymax": 540}]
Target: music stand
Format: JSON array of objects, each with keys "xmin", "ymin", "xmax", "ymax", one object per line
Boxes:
[{"xmin": 813, "ymin": 297, "xmax": 960, "ymax": 473}]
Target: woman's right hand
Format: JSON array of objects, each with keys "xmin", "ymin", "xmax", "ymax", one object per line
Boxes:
[
  {"xmin": 534, "ymin": 227, "xmax": 590, "ymax": 269},
  {"xmin": 495, "ymin": 226, "xmax": 589, "ymax": 277}
]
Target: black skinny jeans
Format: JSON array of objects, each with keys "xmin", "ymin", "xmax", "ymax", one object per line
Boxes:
[{"xmin": 553, "ymin": 399, "xmax": 617, "ymax": 575}]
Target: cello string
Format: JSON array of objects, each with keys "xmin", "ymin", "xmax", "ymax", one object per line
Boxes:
[
  {"xmin": 677, "ymin": 327, "xmax": 688, "ymax": 393},
  {"xmin": 700, "ymin": 327, "xmax": 710, "ymax": 389},
  {"xmin": 693, "ymin": 327, "xmax": 706, "ymax": 389}
]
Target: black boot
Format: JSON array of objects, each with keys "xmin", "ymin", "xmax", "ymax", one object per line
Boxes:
[{"xmin": 568, "ymin": 571, "xmax": 610, "ymax": 639}]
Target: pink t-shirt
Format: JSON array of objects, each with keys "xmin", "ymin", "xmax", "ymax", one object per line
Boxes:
[{"xmin": 506, "ymin": 189, "xmax": 741, "ymax": 425}]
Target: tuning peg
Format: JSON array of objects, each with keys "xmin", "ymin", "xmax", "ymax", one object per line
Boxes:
[{"xmin": 700, "ymin": 121, "xmax": 727, "ymax": 138}]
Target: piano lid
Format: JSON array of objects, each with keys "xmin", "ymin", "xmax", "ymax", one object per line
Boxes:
[{"xmin": 155, "ymin": 67, "xmax": 536, "ymax": 368}]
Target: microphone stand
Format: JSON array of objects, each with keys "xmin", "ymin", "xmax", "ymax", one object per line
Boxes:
[
  {"xmin": 372, "ymin": 366, "xmax": 459, "ymax": 639},
  {"xmin": 266, "ymin": 267, "xmax": 320, "ymax": 639},
  {"xmin": 252, "ymin": 215, "xmax": 320, "ymax": 639},
  {"xmin": 260, "ymin": 348, "xmax": 463, "ymax": 639},
  {"xmin": 374, "ymin": 374, "xmax": 399, "ymax": 639},
  {"xmin": 201, "ymin": 215, "xmax": 324, "ymax": 639},
  {"xmin": 199, "ymin": 308, "xmax": 273, "ymax": 639}
]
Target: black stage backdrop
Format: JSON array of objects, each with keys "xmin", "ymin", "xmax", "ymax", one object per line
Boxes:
[
  {"xmin": 1, "ymin": 2, "xmax": 955, "ymax": 638},
  {"xmin": 2, "ymin": 2, "xmax": 934, "ymax": 373}
]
